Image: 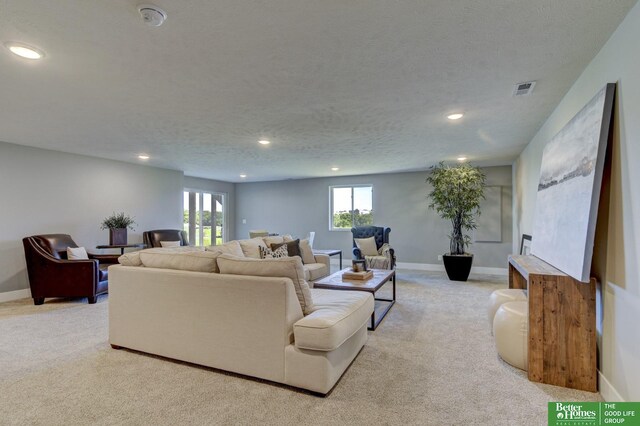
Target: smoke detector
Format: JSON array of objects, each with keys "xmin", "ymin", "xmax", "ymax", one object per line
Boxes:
[
  {"xmin": 513, "ymin": 81, "xmax": 536, "ymax": 96},
  {"xmin": 138, "ymin": 4, "xmax": 167, "ymax": 27}
]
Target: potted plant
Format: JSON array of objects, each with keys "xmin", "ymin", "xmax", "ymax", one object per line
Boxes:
[
  {"xmin": 101, "ymin": 212, "xmax": 136, "ymax": 245},
  {"xmin": 426, "ymin": 162, "xmax": 486, "ymax": 281}
]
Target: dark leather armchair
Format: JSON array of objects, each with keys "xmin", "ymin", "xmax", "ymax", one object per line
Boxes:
[
  {"xmin": 351, "ymin": 226, "xmax": 396, "ymax": 269},
  {"xmin": 22, "ymin": 234, "xmax": 118, "ymax": 305},
  {"xmin": 143, "ymin": 229, "xmax": 189, "ymax": 248}
]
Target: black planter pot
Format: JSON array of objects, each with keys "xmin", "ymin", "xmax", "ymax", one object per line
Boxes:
[{"xmin": 443, "ymin": 254, "xmax": 473, "ymax": 282}]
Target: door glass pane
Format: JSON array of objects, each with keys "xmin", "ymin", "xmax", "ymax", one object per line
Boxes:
[
  {"xmin": 215, "ymin": 197, "xmax": 224, "ymax": 245},
  {"xmin": 202, "ymin": 193, "xmax": 212, "ymax": 246},
  {"xmin": 195, "ymin": 194, "xmax": 201, "ymax": 245},
  {"xmin": 183, "ymin": 191, "xmax": 189, "ymax": 240}
]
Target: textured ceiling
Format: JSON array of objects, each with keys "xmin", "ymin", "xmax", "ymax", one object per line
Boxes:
[{"xmin": 0, "ymin": 0, "xmax": 636, "ymax": 182}]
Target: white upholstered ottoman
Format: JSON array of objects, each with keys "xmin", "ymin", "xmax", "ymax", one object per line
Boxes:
[
  {"xmin": 487, "ymin": 289, "xmax": 527, "ymax": 329},
  {"xmin": 493, "ymin": 301, "xmax": 528, "ymax": 370}
]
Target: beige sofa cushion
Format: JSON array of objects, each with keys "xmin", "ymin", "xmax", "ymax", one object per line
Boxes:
[
  {"xmin": 206, "ymin": 240, "xmax": 244, "ymax": 257},
  {"xmin": 217, "ymin": 254, "xmax": 315, "ymax": 314},
  {"xmin": 294, "ymin": 289, "xmax": 374, "ymax": 351},
  {"xmin": 304, "ymin": 263, "xmax": 328, "ymax": 281},
  {"xmin": 139, "ymin": 250, "xmax": 219, "ymax": 273},
  {"xmin": 262, "ymin": 235, "xmax": 284, "ymax": 246},
  {"xmin": 299, "ymin": 239, "xmax": 316, "ymax": 264},
  {"xmin": 118, "ymin": 246, "xmax": 204, "ymax": 267},
  {"xmin": 118, "ymin": 251, "xmax": 142, "ymax": 266},
  {"xmin": 238, "ymin": 238, "xmax": 268, "ymax": 259}
]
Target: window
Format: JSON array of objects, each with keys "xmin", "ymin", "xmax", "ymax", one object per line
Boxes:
[
  {"xmin": 183, "ymin": 190, "xmax": 227, "ymax": 246},
  {"xmin": 330, "ymin": 185, "xmax": 373, "ymax": 230}
]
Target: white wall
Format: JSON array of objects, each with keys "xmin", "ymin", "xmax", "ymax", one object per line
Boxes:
[
  {"xmin": 236, "ymin": 166, "xmax": 512, "ymax": 269},
  {"xmin": 513, "ymin": 2, "xmax": 640, "ymax": 401},
  {"xmin": 0, "ymin": 141, "xmax": 184, "ymax": 296}
]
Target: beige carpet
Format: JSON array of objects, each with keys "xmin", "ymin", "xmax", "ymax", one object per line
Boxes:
[{"xmin": 0, "ymin": 270, "xmax": 601, "ymax": 425}]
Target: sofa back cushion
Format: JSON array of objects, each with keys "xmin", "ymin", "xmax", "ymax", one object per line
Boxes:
[
  {"xmin": 262, "ymin": 235, "xmax": 284, "ymax": 246},
  {"xmin": 237, "ymin": 238, "xmax": 268, "ymax": 259},
  {"xmin": 118, "ymin": 251, "xmax": 143, "ymax": 266},
  {"xmin": 298, "ymin": 239, "xmax": 316, "ymax": 264},
  {"xmin": 206, "ymin": 240, "xmax": 244, "ymax": 258},
  {"xmin": 217, "ymin": 254, "xmax": 315, "ymax": 315},
  {"xmin": 119, "ymin": 246, "xmax": 206, "ymax": 267},
  {"xmin": 139, "ymin": 250, "xmax": 220, "ymax": 273}
]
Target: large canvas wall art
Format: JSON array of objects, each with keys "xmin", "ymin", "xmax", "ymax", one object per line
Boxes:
[{"xmin": 530, "ymin": 83, "xmax": 615, "ymax": 282}]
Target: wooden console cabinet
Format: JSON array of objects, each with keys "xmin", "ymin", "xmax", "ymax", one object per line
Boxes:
[{"xmin": 508, "ymin": 255, "xmax": 597, "ymax": 392}]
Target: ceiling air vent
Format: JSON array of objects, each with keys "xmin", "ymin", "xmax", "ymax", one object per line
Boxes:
[{"xmin": 513, "ymin": 81, "xmax": 536, "ymax": 96}]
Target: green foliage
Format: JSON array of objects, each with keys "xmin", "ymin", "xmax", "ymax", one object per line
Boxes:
[
  {"xmin": 183, "ymin": 210, "xmax": 223, "ymax": 227},
  {"xmin": 332, "ymin": 210, "xmax": 374, "ymax": 229},
  {"xmin": 100, "ymin": 212, "xmax": 136, "ymax": 230},
  {"xmin": 426, "ymin": 162, "xmax": 486, "ymax": 255}
]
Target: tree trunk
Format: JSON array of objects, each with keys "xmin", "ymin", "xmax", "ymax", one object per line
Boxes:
[{"xmin": 450, "ymin": 213, "xmax": 465, "ymax": 255}]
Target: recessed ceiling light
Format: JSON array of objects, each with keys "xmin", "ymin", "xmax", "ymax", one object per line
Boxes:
[
  {"xmin": 4, "ymin": 42, "xmax": 45, "ymax": 60},
  {"xmin": 239, "ymin": 174, "xmax": 247, "ymax": 178},
  {"xmin": 331, "ymin": 167, "xmax": 339, "ymax": 171},
  {"xmin": 447, "ymin": 113, "xmax": 464, "ymax": 120},
  {"xmin": 138, "ymin": 154, "xmax": 150, "ymax": 160},
  {"xmin": 457, "ymin": 157, "xmax": 467, "ymax": 162},
  {"xmin": 258, "ymin": 139, "xmax": 270, "ymax": 145}
]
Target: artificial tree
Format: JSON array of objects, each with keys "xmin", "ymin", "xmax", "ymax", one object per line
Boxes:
[{"xmin": 426, "ymin": 162, "xmax": 486, "ymax": 280}]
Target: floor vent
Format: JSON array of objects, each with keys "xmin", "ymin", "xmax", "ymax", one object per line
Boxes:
[{"xmin": 513, "ymin": 81, "xmax": 536, "ymax": 96}]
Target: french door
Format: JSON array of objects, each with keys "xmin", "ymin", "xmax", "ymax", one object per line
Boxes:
[{"xmin": 183, "ymin": 190, "xmax": 227, "ymax": 246}]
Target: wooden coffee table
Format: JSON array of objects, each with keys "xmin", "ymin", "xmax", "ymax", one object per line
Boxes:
[{"xmin": 313, "ymin": 268, "xmax": 396, "ymax": 330}]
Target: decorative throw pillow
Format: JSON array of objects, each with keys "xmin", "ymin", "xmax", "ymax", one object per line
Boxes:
[
  {"xmin": 259, "ymin": 244, "xmax": 288, "ymax": 259},
  {"xmin": 355, "ymin": 237, "xmax": 378, "ymax": 256},
  {"xmin": 298, "ymin": 239, "xmax": 316, "ymax": 264},
  {"xmin": 118, "ymin": 251, "xmax": 142, "ymax": 266},
  {"xmin": 271, "ymin": 239, "xmax": 301, "ymax": 260},
  {"xmin": 67, "ymin": 247, "xmax": 89, "ymax": 260},
  {"xmin": 160, "ymin": 240, "xmax": 181, "ymax": 248},
  {"xmin": 216, "ymin": 254, "xmax": 315, "ymax": 314}
]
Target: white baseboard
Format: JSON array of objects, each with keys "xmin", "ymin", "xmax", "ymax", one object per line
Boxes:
[
  {"xmin": 330, "ymin": 259, "xmax": 507, "ymax": 276},
  {"xmin": 396, "ymin": 262, "xmax": 508, "ymax": 276},
  {"xmin": 599, "ymin": 369, "xmax": 624, "ymax": 402},
  {"xmin": 0, "ymin": 288, "xmax": 31, "ymax": 303}
]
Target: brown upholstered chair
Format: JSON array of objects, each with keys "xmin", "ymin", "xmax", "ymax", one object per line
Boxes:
[
  {"xmin": 142, "ymin": 229, "xmax": 189, "ymax": 248},
  {"xmin": 22, "ymin": 234, "xmax": 118, "ymax": 305}
]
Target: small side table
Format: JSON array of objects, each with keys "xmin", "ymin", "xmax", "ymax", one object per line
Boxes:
[
  {"xmin": 312, "ymin": 249, "xmax": 342, "ymax": 269},
  {"xmin": 96, "ymin": 244, "xmax": 146, "ymax": 255}
]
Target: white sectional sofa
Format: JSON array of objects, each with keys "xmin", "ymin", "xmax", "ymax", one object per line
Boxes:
[{"xmin": 109, "ymin": 248, "xmax": 373, "ymax": 394}]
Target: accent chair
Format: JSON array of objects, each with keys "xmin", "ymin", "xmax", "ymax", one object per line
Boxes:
[
  {"xmin": 351, "ymin": 226, "xmax": 396, "ymax": 269},
  {"xmin": 143, "ymin": 229, "xmax": 189, "ymax": 248},
  {"xmin": 22, "ymin": 234, "xmax": 118, "ymax": 305}
]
